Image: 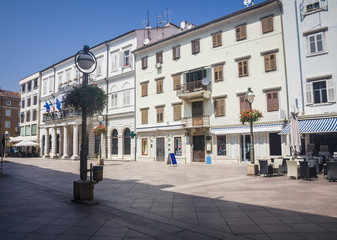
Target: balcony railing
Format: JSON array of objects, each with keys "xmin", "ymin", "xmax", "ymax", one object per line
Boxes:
[
  {"xmin": 182, "ymin": 115, "xmax": 210, "ymax": 128},
  {"xmin": 42, "ymin": 109, "xmax": 81, "ymax": 122},
  {"xmin": 176, "ymin": 80, "xmax": 211, "ymax": 100}
]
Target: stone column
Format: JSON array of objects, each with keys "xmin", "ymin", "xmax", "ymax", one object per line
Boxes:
[
  {"xmin": 43, "ymin": 128, "xmax": 50, "ymax": 158},
  {"xmin": 50, "ymin": 127, "xmax": 57, "ymax": 158},
  {"xmin": 62, "ymin": 126, "xmax": 69, "ymax": 159},
  {"xmin": 71, "ymin": 124, "xmax": 80, "ymax": 160},
  {"xmin": 101, "ymin": 134, "xmax": 106, "ymax": 159},
  {"xmin": 58, "ymin": 127, "xmax": 62, "ymax": 157}
]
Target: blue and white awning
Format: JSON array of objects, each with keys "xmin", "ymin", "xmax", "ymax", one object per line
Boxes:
[
  {"xmin": 211, "ymin": 123, "xmax": 284, "ymax": 135},
  {"xmin": 279, "ymin": 118, "xmax": 337, "ymax": 135}
]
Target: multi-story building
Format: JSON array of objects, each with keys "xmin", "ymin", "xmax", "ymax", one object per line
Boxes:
[
  {"xmin": 0, "ymin": 89, "xmax": 20, "ymax": 138},
  {"xmin": 39, "ymin": 25, "xmax": 180, "ymax": 159},
  {"xmin": 281, "ymin": 0, "xmax": 337, "ymax": 156},
  {"xmin": 134, "ymin": 0, "xmax": 289, "ymax": 164},
  {"xmin": 18, "ymin": 72, "xmax": 40, "ymax": 144}
]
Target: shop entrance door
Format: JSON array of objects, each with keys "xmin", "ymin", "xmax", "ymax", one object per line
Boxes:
[
  {"xmin": 156, "ymin": 138, "xmax": 165, "ymax": 162},
  {"xmin": 193, "ymin": 135, "xmax": 205, "ymax": 162},
  {"xmin": 240, "ymin": 134, "xmax": 251, "ymax": 163}
]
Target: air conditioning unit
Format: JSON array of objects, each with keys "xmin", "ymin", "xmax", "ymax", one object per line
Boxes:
[{"xmin": 155, "ymin": 63, "xmax": 162, "ymax": 69}]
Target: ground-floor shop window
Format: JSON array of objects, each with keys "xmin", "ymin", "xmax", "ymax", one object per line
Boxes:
[
  {"xmin": 217, "ymin": 135, "xmax": 226, "ymax": 155},
  {"xmin": 124, "ymin": 128, "xmax": 131, "ymax": 155},
  {"xmin": 142, "ymin": 138, "xmax": 148, "ymax": 155},
  {"xmin": 174, "ymin": 137, "xmax": 182, "ymax": 156},
  {"xmin": 269, "ymin": 133, "xmax": 281, "ymax": 155},
  {"xmin": 111, "ymin": 129, "xmax": 118, "ymax": 155}
]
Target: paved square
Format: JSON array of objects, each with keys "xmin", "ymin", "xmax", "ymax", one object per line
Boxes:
[{"xmin": 1, "ymin": 158, "xmax": 337, "ymax": 239}]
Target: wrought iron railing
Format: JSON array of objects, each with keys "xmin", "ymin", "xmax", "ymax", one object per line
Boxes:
[
  {"xmin": 42, "ymin": 109, "xmax": 81, "ymax": 122},
  {"xmin": 182, "ymin": 115, "xmax": 210, "ymax": 128},
  {"xmin": 176, "ymin": 80, "xmax": 211, "ymax": 95}
]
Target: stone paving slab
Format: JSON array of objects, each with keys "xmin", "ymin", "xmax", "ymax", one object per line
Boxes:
[{"xmin": 1, "ymin": 157, "xmax": 337, "ymax": 239}]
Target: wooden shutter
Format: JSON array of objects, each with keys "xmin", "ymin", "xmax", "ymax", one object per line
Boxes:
[
  {"xmin": 240, "ymin": 95, "xmax": 249, "ymax": 113},
  {"xmin": 215, "ymin": 98, "xmax": 225, "ymax": 117},
  {"xmin": 174, "ymin": 104, "xmax": 181, "ymax": 121},
  {"xmin": 141, "ymin": 57, "xmax": 147, "ymax": 69},
  {"xmin": 141, "ymin": 109, "xmax": 148, "ymax": 124},
  {"xmin": 212, "ymin": 32, "xmax": 222, "ymax": 48},
  {"xmin": 173, "ymin": 75, "xmax": 181, "ymax": 90},
  {"xmin": 214, "ymin": 65, "xmax": 223, "ymax": 81},
  {"xmin": 262, "ymin": 16, "xmax": 274, "ymax": 34},
  {"xmin": 236, "ymin": 25, "xmax": 246, "ymax": 41},
  {"xmin": 192, "ymin": 40, "xmax": 200, "ymax": 54},
  {"xmin": 264, "ymin": 53, "xmax": 276, "ymax": 72},
  {"xmin": 173, "ymin": 46, "xmax": 180, "ymax": 59},
  {"xmin": 238, "ymin": 60, "xmax": 248, "ymax": 77},
  {"xmin": 327, "ymin": 79, "xmax": 336, "ymax": 102},
  {"xmin": 305, "ymin": 82, "xmax": 313, "ymax": 105},
  {"xmin": 157, "ymin": 107, "xmax": 164, "ymax": 122},
  {"xmin": 156, "ymin": 52, "xmax": 162, "ymax": 64},
  {"xmin": 156, "ymin": 79, "xmax": 163, "ymax": 94},
  {"xmin": 141, "ymin": 83, "xmax": 148, "ymax": 97},
  {"xmin": 266, "ymin": 91, "xmax": 279, "ymax": 112}
]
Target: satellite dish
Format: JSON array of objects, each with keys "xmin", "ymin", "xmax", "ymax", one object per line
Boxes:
[
  {"xmin": 202, "ymin": 77, "xmax": 210, "ymax": 86},
  {"xmin": 143, "ymin": 38, "xmax": 150, "ymax": 45},
  {"xmin": 243, "ymin": 0, "xmax": 251, "ymax": 6}
]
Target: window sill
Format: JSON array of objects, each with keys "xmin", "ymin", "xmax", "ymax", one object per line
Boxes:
[
  {"xmin": 306, "ymin": 51, "xmax": 328, "ymax": 58},
  {"xmin": 307, "ymin": 102, "xmax": 336, "ymax": 107},
  {"xmin": 304, "ymin": 8, "xmax": 324, "ymax": 16}
]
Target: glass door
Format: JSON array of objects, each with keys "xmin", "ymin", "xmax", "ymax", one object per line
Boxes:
[{"xmin": 240, "ymin": 134, "xmax": 251, "ymax": 162}]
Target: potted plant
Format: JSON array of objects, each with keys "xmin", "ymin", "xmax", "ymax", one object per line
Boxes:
[{"xmin": 240, "ymin": 109, "xmax": 263, "ymax": 124}]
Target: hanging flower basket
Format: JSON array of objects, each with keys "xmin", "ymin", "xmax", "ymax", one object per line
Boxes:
[
  {"xmin": 240, "ymin": 109, "xmax": 263, "ymax": 124},
  {"xmin": 63, "ymin": 84, "xmax": 107, "ymax": 116},
  {"xmin": 92, "ymin": 124, "xmax": 107, "ymax": 136}
]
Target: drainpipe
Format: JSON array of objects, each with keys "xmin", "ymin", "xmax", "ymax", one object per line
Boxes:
[
  {"xmin": 37, "ymin": 72, "xmax": 42, "ymax": 156},
  {"xmin": 133, "ymin": 51, "xmax": 137, "ymax": 162},
  {"xmin": 278, "ymin": 0, "xmax": 290, "ymax": 120},
  {"xmin": 104, "ymin": 42, "xmax": 109, "ymax": 159}
]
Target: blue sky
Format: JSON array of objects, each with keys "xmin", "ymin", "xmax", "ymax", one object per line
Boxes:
[{"xmin": 0, "ymin": 0, "xmax": 264, "ymax": 92}]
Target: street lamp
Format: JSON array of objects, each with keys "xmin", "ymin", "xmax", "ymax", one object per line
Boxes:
[
  {"xmin": 245, "ymin": 87, "xmax": 255, "ymax": 164},
  {"xmin": 74, "ymin": 45, "xmax": 97, "ymax": 181},
  {"xmin": 4, "ymin": 130, "xmax": 9, "ymax": 157},
  {"xmin": 97, "ymin": 114, "xmax": 104, "ymax": 159}
]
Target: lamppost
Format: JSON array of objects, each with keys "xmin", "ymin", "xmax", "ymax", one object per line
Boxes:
[
  {"xmin": 245, "ymin": 87, "xmax": 255, "ymax": 164},
  {"xmin": 97, "ymin": 114, "xmax": 104, "ymax": 160},
  {"xmin": 74, "ymin": 45, "xmax": 97, "ymax": 181},
  {"xmin": 4, "ymin": 130, "xmax": 9, "ymax": 157}
]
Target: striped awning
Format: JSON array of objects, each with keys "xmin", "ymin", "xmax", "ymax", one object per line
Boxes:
[
  {"xmin": 279, "ymin": 118, "xmax": 337, "ymax": 135},
  {"xmin": 211, "ymin": 123, "xmax": 284, "ymax": 135}
]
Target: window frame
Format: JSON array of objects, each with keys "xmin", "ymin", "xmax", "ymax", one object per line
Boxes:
[
  {"xmin": 156, "ymin": 78, "xmax": 163, "ymax": 94},
  {"xmin": 307, "ymin": 32, "xmax": 325, "ymax": 56},
  {"xmin": 141, "ymin": 82, "xmax": 148, "ymax": 97},
  {"xmin": 214, "ymin": 98, "xmax": 225, "ymax": 117},
  {"xmin": 191, "ymin": 39, "xmax": 200, "ymax": 54},
  {"xmin": 212, "ymin": 32, "xmax": 222, "ymax": 48},
  {"xmin": 156, "ymin": 106, "xmax": 164, "ymax": 123},
  {"xmin": 5, "ymin": 109, "xmax": 11, "ymax": 117},
  {"xmin": 6, "ymin": 100, "xmax": 11, "ymax": 105},
  {"xmin": 141, "ymin": 108, "xmax": 148, "ymax": 124},
  {"xmin": 238, "ymin": 59, "xmax": 249, "ymax": 77},
  {"xmin": 214, "ymin": 65, "xmax": 224, "ymax": 82},
  {"xmin": 172, "ymin": 45, "xmax": 180, "ymax": 60},
  {"xmin": 173, "ymin": 104, "xmax": 182, "ymax": 121},
  {"xmin": 141, "ymin": 56, "xmax": 148, "ymax": 69},
  {"xmin": 235, "ymin": 24, "xmax": 247, "ymax": 41},
  {"xmin": 266, "ymin": 90, "xmax": 279, "ymax": 112},
  {"xmin": 264, "ymin": 53, "xmax": 277, "ymax": 72},
  {"xmin": 217, "ymin": 135, "xmax": 227, "ymax": 156},
  {"xmin": 261, "ymin": 16, "xmax": 274, "ymax": 34},
  {"xmin": 156, "ymin": 52, "xmax": 163, "ymax": 64},
  {"xmin": 173, "ymin": 74, "xmax": 181, "ymax": 90},
  {"xmin": 174, "ymin": 137, "xmax": 182, "ymax": 156},
  {"xmin": 239, "ymin": 95, "xmax": 250, "ymax": 113},
  {"xmin": 142, "ymin": 138, "xmax": 148, "ymax": 155}
]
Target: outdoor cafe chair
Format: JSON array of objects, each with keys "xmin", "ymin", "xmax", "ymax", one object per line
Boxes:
[
  {"xmin": 326, "ymin": 162, "xmax": 337, "ymax": 181},
  {"xmin": 286, "ymin": 160, "xmax": 300, "ymax": 180},
  {"xmin": 299, "ymin": 161, "xmax": 317, "ymax": 180},
  {"xmin": 259, "ymin": 160, "xmax": 273, "ymax": 177}
]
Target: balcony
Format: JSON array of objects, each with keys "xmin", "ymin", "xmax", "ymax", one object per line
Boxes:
[
  {"xmin": 42, "ymin": 109, "xmax": 81, "ymax": 122},
  {"xmin": 182, "ymin": 115, "xmax": 210, "ymax": 128},
  {"xmin": 176, "ymin": 80, "xmax": 211, "ymax": 100}
]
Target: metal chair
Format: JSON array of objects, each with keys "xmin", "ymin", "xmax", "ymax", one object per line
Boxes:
[
  {"xmin": 299, "ymin": 161, "xmax": 317, "ymax": 180},
  {"xmin": 259, "ymin": 160, "xmax": 273, "ymax": 177},
  {"xmin": 326, "ymin": 162, "xmax": 337, "ymax": 181}
]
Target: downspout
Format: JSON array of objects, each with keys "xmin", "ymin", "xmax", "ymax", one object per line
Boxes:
[
  {"xmin": 104, "ymin": 42, "xmax": 109, "ymax": 159},
  {"xmin": 133, "ymin": 51, "xmax": 137, "ymax": 162},
  {"xmin": 294, "ymin": 0, "xmax": 305, "ymax": 114},
  {"xmin": 278, "ymin": 0, "xmax": 290, "ymax": 120},
  {"xmin": 37, "ymin": 72, "xmax": 42, "ymax": 156}
]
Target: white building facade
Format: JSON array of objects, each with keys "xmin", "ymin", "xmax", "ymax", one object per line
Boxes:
[
  {"xmin": 281, "ymin": 0, "xmax": 337, "ymax": 156},
  {"xmin": 134, "ymin": 0, "xmax": 289, "ymax": 164},
  {"xmin": 39, "ymin": 25, "xmax": 180, "ymax": 160}
]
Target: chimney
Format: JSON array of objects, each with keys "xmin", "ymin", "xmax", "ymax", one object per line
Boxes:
[{"xmin": 180, "ymin": 21, "xmax": 187, "ymax": 30}]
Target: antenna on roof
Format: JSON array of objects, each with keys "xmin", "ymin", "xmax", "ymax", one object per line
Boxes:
[
  {"xmin": 164, "ymin": 8, "xmax": 172, "ymax": 23},
  {"xmin": 243, "ymin": 0, "xmax": 252, "ymax": 7}
]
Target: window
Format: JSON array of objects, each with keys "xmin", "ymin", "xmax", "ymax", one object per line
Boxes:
[
  {"xmin": 191, "ymin": 39, "xmax": 200, "ymax": 54},
  {"xmin": 124, "ymin": 50, "xmax": 130, "ymax": 66},
  {"xmin": 261, "ymin": 16, "xmax": 274, "ymax": 34},
  {"xmin": 5, "ymin": 109, "xmax": 11, "ymax": 117},
  {"xmin": 20, "ymin": 126, "xmax": 24, "ymax": 136},
  {"xmin": 215, "ymin": 98, "xmax": 225, "ymax": 117},
  {"xmin": 65, "ymin": 69, "xmax": 71, "ymax": 82},
  {"xmin": 156, "ymin": 52, "xmax": 163, "ymax": 64},
  {"xmin": 49, "ymin": 76, "xmax": 54, "ymax": 93},
  {"xmin": 111, "ymin": 129, "xmax": 118, "ymax": 155},
  {"xmin": 236, "ymin": 24, "xmax": 246, "ymax": 41},
  {"xmin": 111, "ymin": 93, "xmax": 118, "ymax": 108},
  {"xmin": 27, "ymin": 96, "xmax": 31, "ymax": 107},
  {"xmin": 142, "ymin": 138, "xmax": 148, "ymax": 155},
  {"xmin": 26, "ymin": 111, "xmax": 31, "ymax": 122},
  {"xmin": 269, "ymin": 133, "xmax": 281, "ymax": 155},
  {"xmin": 5, "ymin": 121, "xmax": 10, "ymax": 128},
  {"xmin": 141, "ymin": 56, "xmax": 148, "ymax": 69},
  {"xmin": 306, "ymin": 80, "xmax": 335, "ymax": 104},
  {"xmin": 174, "ymin": 137, "xmax": 182, "ymax": 156},
  {"xmin": 306, "ymin": 1, "xmax": 320, "ymax": 13},
  {"xmin": 264, "ymin": 53, "xmax": 277, "ymax": 72},
  {"xmin": 6, "ymin": 100, "xmax": 11, "ymax": 105},
  {"xmin": 141, "ymin": 109, "xmax": 148, "ymax": 124},
  {"xmin": 239, "ymin": 95, "xmax": 250, "ymax": 113},
  {"xmin": 173, "ymin": 74, "xmax": 181, "ymax": 90},
  {"xmin": 21, "ymin": 99, "xmax": 25, "ymax": 108},
  {"xmin": 212, "ymin": 32, "xmax": 222, "ymax": 48},
  {"xmin": 31, "ymin": 124, "xmax": 37, "ymax": 136},
  {"xmin": 214, "ymin": 65, "xmax": 223, "ymax": 81},
  {"xmin": 21, "ymin": 83, "xmax": 26, "ymax": 93},
  {"xmin": 20, "ymin": 113, "xmax": 25, "ymax": 123},
  {"xmin": 33, "ymin": 110, "xmax": 37, "ymax": 121},
  {"xmin": 110, "ymin": 51, "xmax": 119, "ymax": 71},
  {"xmin": 33, "ymin": 95, "xmax": 37, "ymax": 105},
  {"xmin": 96, "ymin": 57, "xmax": 103, "ymax": 75},
  {"xmin": 58, "ymin": 72, "xmax": 63, "ymax": 86},
  {"xmin": 25, "ymin": 125, "xmax": 30, "ymax": 136},
  {"xmin": 43, "ymin": 79, "xmax": 47, "ymax": 94},
  {"xmin": 123, "ymin": 91, "xmax": 130, "ymax": 105},
  {"xmin": 123, "ymin": 128, "xmax": 131, "ymax": 155},
  {"xmin": 156, "ymin": 78, "xmax": 163, "ymax": 94},
  {"xmin": 217, "ymin": 135, "xmax": 226, "ymax": 155},
  {"xmin": 266, "ymin": 91, "xmax": 279, "ymax": 112},
  {"xmin": 33, "ymin": 78, "xmax": 38, "ymax": 89},
  {"xmin": 141, "ymin": 82, "xmax": 148, "ymax": 97},
  {"xmin": 308, "ymin": 32, "xmax": 325, "ymax": 55},
  {"xmin": 172, "ymin": 46, "xmax": 180, "ymax": 59},
  {"xmin": 173, "ymin": 104, "xmax": 182, "ymax": 121},
  {"xmin": 238, "ymin": 59, "xmax": 249, "ymax": 77},
  {"xmin": 156, "ymin": 106, "xmax": 164, "ymax": 123},
  {"xmin": 27, "ymin": 81, "xmax": 32, "ymax": 92}
]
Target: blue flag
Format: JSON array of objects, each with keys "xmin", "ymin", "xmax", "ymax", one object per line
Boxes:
[
  {"xmin": 44, "ymin": 100, "xmax": 50, "ymax": 112},
  {"xmin": 56, "ymin": 98, "xmax": 63, "ymax": 111}
]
